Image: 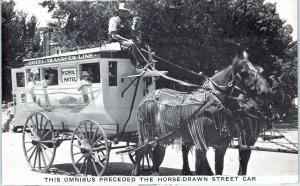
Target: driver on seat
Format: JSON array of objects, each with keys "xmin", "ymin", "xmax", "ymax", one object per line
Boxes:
[{"xmin": 108, "ymin": 3, "xmax": 146, "ymax": 70}]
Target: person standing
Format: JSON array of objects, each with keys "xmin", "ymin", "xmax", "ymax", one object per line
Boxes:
[
  {"xmin": 26, "ymin": 73, "xmax": 36, "ymax": 103},
  {"xmin": 2, "ymin": 102, "xmax": 14, "ymax": 132},
  {"xmin": 78, "ymin": 72, "xmax": 92, "ymax": 104},
  {"xmin": 131, "ymin": 16, "xmax": 142, "ymax": 45}
]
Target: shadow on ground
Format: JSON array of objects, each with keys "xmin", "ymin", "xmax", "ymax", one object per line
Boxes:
[{"xmin": 49, "ymin": 162, "xmax": 183, "ymax": 176}]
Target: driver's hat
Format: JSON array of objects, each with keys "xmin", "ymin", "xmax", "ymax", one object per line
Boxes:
[{"xmin": 119, "ymin": 3, "xmax": 130, "ymax": 11}]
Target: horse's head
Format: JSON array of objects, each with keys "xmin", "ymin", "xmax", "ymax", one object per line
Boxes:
[{"xmin": 231, "ymin": 57, "xmax": 272, "ymax": 107}]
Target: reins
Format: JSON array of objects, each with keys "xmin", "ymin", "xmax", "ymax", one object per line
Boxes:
[{"xmin": 140, "ymin": 47, "xmax": 261, "ymax": 102}]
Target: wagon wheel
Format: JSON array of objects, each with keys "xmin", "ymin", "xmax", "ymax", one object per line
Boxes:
[
  {"xmin": 22, "ymin": 112, "xmax": 57, "ymax": 172},
  {"xmin": 71, "ymin": 120, "xmax": 110, "ymax": 176},
  {"xmin": 128, "ymin": 151, "xmax": 153, "ymax": 173}
]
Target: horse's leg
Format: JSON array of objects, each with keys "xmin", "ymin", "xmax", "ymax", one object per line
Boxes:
[
  {"xmin": 131, "ymin": 149, "xmax": 143, "ymax": 176},
  {"xmin": 195, "ymin": 149, "xmax": 214, "ymax": 175},
  {"xmin": 182, "ymin": 143, "xmax": 193, "ymax": 175},
  {"xmin": 151, "ymin": 143, "xmax": 166, "ymax": 175},
  {"xmin": 214, "ymin": 141, "xmax": 229, "ymax": 175},
  {"xmin": 238, "ymin": 137, "xmax": 256, "ymax": 175}
]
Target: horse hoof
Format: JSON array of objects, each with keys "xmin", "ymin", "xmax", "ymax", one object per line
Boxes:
[{"xmin": 152, "ymin": 172, "xmax": 160, "ymax": 176}]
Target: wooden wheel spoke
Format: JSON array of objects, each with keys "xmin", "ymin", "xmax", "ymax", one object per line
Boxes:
[
  {"xmin": 40, "ymin": 140, "xmax": 55, "ymax": 143},
  {"xmin": 25, "ymin": 132, "xmax": 35, "ymax": 140},
  {"xmin": 90, "ymin": 127, "xmax": 99, "ymax": 145},
  {"xmin": 33, "ymin": 148, "xmax": 38, "ymax": 168},
  {"xmin": 91, "ymin": 158, "xmax": 100, "ymax": 175},
  {"xmin": 30, "ymin": 117, "xmax": 35, "ymax": 128},
  {"xmin": 40, "ymin": 144, "xmax": 52, "ymax": 162},
  {"xmin": 26, "ymin": 144, "xmax": 35, "ymax": 154},
  {"xmin": 39, "ymin": 115, "xmax": 44, "ymax": 136},
  {"xmin": 40, "ymin": 148, "xmax": 48, "ymax": 168},
  {"xmin": 72, "ymin": 152, "xmax": 82, "ymax": 156},
  {"xmin": 75, "ymin": 155, "xmax": 85, "ymax": 165},
  {"xmin": 78, "ymin": 127, "xmax": 86, "ymax": 140},
  {"xmin": 85, "ymin": 157, "xmax": 89, "ymax": 176},
  {"xmin": 27, "ymin": 124, "xmax": 37, "ymax": 138},
  {"xmin": 73, "ymin": 134, "xmax": 85, "ymax": 145},
  {"xmin": 91, "ymin": 154, "xmax": 104, "ymax": 167},
  {"xmin": 91, "ymin": 136, "xmax": 104, "ymax": 148},
  {"xmin": 79, "ymin": 157, "xmax": 87, "ymax": 173},
  {"xmin": 84, "ymin": 123, "xmax": 88, "ymax": 142},
  {"xmin": 40, "ymin": 130, "xmax": 52, "ymax": 140},
  {"xmin": 35, "ymin": 114, "xmax": 39, "ymax": 136},
  {"xmin": 89, "ymin": 123, "xmax": 93, "ymax": 144},
  {"xmin": 91, "ymin": 144, "xmax": 106, "ymax": 151},
  {"xmin": 38, "ymin": 148, "xmax": 42, "ymax": 170},
  {"xmin": 41, "ymin": 121, "xmax": 49, "ymax": 135},
  {"xmin": 28, "ymin": 147, "xmax": 37, "ymax": 162}
]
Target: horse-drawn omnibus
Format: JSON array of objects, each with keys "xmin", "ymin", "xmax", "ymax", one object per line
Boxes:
[
  {"xmin": 11, "ymin": 43, "xmax": 166, "ymax": 175},
  {"xmin": 10, "ymin": 42, "xmax": 297, "ymax": 176}
]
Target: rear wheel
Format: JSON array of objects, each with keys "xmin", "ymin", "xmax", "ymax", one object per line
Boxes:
[
  {"xmin": 71, "ymin": 120, "xmax": 110, "ymax": 176},
  {"xmin": 22, "ymin": 112, "xmax": 57, "ymax": 172}
]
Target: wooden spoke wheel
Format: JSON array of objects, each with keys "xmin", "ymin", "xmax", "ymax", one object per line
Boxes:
[
  {"xmin": 129, "ymin": 151, "xmax": 153, "ymax": 173},
  {"xmin": 22, "ymin": 112, "xmax": 57, "ymax": 172},
  {"xmin": 71, "ymin": 120, "xmax": 110, "ymax": 176}
]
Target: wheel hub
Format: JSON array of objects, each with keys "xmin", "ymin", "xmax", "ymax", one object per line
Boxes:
[{"xmin": 32, "ymin": 139, "xmax": 40, "ymax": 145}]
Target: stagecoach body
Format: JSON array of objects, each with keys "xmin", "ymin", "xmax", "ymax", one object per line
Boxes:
[
  {"xmin": 10, "ymin": 43, "xmax": 167, "ymax": 175},
  {"xmin": 11, "ymin": 43, "xmax": 158, "ymax": 136}
]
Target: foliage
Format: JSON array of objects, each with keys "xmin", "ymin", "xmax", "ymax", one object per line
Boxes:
[
  {"xmin": 42, "ymin": 0, "xmax": 295, "ymax": 75},
  {"xmin": 2, "ymin": 0, "xmax": 39, "ymax": 101}
]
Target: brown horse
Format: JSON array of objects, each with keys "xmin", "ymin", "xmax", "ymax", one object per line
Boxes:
[
  {"xmin": 180, "ymin": 61, "xmax": 273, "ymax": 176},
  {"xmin": 131, "ymin": 56, "xmax": 271, "ymax": 176},
  {"xmin": 181, "ymin": 98, "xmax": 271, "ymax": 175}
]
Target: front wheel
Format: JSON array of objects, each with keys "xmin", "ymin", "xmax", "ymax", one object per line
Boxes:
[
  {"xmin": 22, "ymin": 112, "xmax": 57, "ymax": 172},
  {"xmin": 71, "ymin": 120, "xmax": 110, "ymax": 176}
]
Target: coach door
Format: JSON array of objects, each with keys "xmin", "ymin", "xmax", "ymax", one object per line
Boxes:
[{"xmin": 11, "ymin": 68, "xmax": 26, "ymax": 105}]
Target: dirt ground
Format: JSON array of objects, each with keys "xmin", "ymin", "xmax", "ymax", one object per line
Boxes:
[{"xmin": 2, "ymin": 127, "xmax": 298, "ymax": 185}]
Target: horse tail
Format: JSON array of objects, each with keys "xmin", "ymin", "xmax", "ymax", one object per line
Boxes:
[{"xmin": 137, "ymin": 98, "xmax": 158, "ymax": 147}]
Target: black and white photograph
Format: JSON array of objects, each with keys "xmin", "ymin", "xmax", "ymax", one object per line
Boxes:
[{"xmin": 1, "ymin": 0, "xmax": 298, "ymax": 185}]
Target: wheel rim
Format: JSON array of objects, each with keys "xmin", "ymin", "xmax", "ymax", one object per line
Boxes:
[
  {"xmin": 22, "ymin": 112, "xmax": 56, "ymax": 172},
  {"xmin": 71, "ymin": 120, "xmax": 110, "ymax": 176}
]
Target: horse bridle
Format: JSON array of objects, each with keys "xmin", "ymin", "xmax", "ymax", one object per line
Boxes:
[{"xmin": 207, "ymin": 62, "xmax": 261, "ymax": 101}]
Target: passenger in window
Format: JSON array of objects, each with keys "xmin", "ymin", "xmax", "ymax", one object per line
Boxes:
[
  {"xmin": 42, "ymin": 74, "xmax": 51, "ymax": 107},
  {"xmin": 87, "ymin": 67, "xmax": 94, "ymax": 82},
  {"xmin": 78, "ymin": 72, "xmax": 92, "ymax": 104},
  {"xmin": 48, "ymin": 73, "xmax": 57, "ymax": 85},
  {"xmin": 26, "ymin": 73, "xmax": 36, "ymax": 103}
]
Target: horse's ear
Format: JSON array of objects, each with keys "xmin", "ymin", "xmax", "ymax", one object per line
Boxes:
[{"xmin": 232, "ymin": 55, "xmax": 241, "ymax": 72}]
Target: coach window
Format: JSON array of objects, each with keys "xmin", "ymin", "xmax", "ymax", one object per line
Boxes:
[
  {"xmin": 41, "ymin": 67, "xmax": 58, "ymax": 86},
  {"xmin": 16, "ymin": 72, "xmax": 25, "ymax": 87},
  {"xmin": 26, "ymin": 68, "xmax": 41, "ymax": 83},
  {"xmin": 109, "ymin": 61, "xmax": 117, "ymax": 86},
  {"xmin": 79, "ymin": 63, "xmax": 100, "ymax": 83}
]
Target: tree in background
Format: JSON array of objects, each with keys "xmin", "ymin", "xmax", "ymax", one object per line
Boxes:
[
  {"xmin": 16, "ymin": 0, "xmax": 298, "ymax": 106},
  {"xmin": 2, "ymin": 0, "xmax": 40, "ymax": 101}
]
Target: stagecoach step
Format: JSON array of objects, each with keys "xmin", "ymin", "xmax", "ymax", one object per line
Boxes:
[{"xmin": 260, "ymin": 134, "xmax": 285, "ymax": 140}]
